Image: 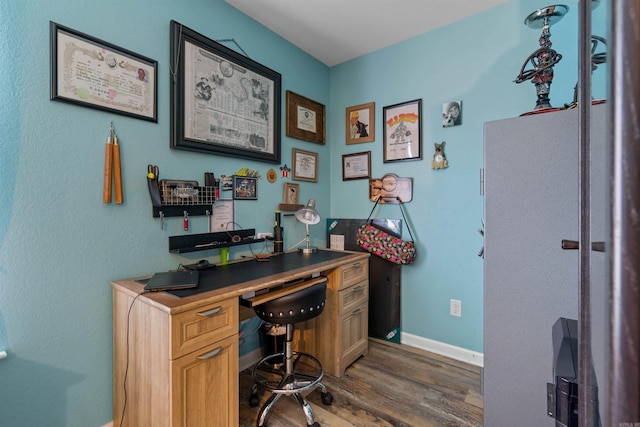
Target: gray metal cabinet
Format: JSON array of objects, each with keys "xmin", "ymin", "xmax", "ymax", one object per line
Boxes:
[{"xmin": 483, "ymin": 104, "xmax": 607, "ymax": 426}]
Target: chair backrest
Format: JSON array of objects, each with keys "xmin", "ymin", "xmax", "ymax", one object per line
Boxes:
[{"xmin": 254, "ymin": 281, "xmax": 327, "ymax": 324}]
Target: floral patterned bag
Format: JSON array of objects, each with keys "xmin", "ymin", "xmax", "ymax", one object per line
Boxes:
[{"xmin": 356, "ymin": 198, "xmax": 416, "ymax": 265}]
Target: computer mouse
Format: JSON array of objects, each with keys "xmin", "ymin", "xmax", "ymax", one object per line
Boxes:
[{"xmin": 196, "ymin": 259, "xmax": 210, "ymax": 268}]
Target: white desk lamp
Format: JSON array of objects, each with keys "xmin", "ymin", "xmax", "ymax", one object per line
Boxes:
[{"xmin": 295, "ymin": 199, "xmax": 320, "ymax": 254}]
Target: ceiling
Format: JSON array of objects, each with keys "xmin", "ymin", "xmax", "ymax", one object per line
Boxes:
[{"xmin": 224, "ymin": 0, "xmax": 510, "ymax": 66}]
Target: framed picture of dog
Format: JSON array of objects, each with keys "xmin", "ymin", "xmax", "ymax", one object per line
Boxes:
[
  {"xmin": 442, "ymin": 100, "xmax": 462, "ymax": 127},
  {"xmin": 346, "ymin": 102, "xmax": 375, "ymax": 144}
]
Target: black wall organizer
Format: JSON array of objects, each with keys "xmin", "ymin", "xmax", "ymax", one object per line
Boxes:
[
  {"xmin": 169, "ymin": 229, "xmax": 264, "ymax": 253},
  {"xmin": 148, "ymin": 175, "xmax": 217, "ymax": 218}
]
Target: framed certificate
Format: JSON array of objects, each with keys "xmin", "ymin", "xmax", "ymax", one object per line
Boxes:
[
  {"xmin": 50, "ymin": 22, "xmax": 158, "ymax": 122},
  {"xmin": 292, "ymin": 148, "xmax": 319, "ymax": 182},
  {"xmin": 286, "ymin": 91, "xmax": 326, "ymax": 145},
  {"xmin": 210, "ymin": 199, "xmax": 235, "ymax": 232},
  {"xmin": 342, "ymin": 151, "xmax": 371, "ymax": 181}
]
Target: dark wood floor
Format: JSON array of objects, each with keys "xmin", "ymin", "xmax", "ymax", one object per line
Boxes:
[{"xmin": 239, "ymin": 338, "xmax": 483, "ymax": 427}]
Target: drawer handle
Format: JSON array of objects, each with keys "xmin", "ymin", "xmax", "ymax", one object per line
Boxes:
[
  {"xmin": 197, "ymin": 346, "xmax": 223, "ymax": 360},
  {"xmin": 352, "ymin": 286, "xmax": 364, "ymax": 294},
  {"xmin": 196, "ymin": 307, "xmax": 222, "ymax": 317},
  {"xmin": 352, "ymin": 262, "xmax": 361, "ymax": 268},
  {"xmin": 561, "ymin": 239, "xmax": 605, "ymax": 252},
  {"xmin": 352, "ymin": 308, "xmax": 363, "ymax": 315}
]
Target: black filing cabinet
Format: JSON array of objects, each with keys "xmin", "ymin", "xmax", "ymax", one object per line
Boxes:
[{"xmin": 326, "ymin": 218, "xmax": 401, "ymax": 343}]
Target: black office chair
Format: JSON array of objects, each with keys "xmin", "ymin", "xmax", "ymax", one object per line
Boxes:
[{"xmin": 249, "ymin": 280, "xmax": 333, "ymax": 427}]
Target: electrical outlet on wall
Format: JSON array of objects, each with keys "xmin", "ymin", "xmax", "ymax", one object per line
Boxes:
[
  {"xmin": 257, "ymin": 232, "xmax": 273, "ymax": 239},
  {"xmin": 450, "ymin": 299, "xmax": 462, "ymax": 317}
]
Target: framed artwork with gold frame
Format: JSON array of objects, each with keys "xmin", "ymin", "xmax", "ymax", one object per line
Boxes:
[
  {"xmin": 283, "ymin": 182, "xmax": 300, "ymax": 205},
  {"xmin": 278, "ymin": 182, "xmax": 303, "ymax": 211},
  {"xmin": 346, "ymin": 102, "xmax": 375, "ymax": 144}
]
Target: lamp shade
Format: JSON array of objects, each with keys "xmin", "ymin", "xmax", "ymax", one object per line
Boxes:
[{"xmin": 295, "ymin": 199, "xmax": 320, "ymax": 225}]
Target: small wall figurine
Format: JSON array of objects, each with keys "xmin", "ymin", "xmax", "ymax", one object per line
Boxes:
[{"xmin": 432, "ymin": 141, "xmax": 449, "ymax": 169}]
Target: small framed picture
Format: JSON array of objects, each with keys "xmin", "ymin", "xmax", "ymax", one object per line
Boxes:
[
  {"xmin": 283, "ymin": 182, "xmax": 300, "ymax": 205},
  {"xmin": 233, "ymin": 176, "xmax": 258, "ymax": 200},
  {"xmin": 220, "ymin": 175, "xmax": 234, "ymax": 191},
  {"xmin": 442, "ymin": 100, "xmax": 462, "ymax": 127},
  {"xmin": 342, "ymin": 151, "xmax": 371, "ymax": 181},
  {"xmin": 286, "ymin": 91, "xmax": 326, "ymax": 144},
  {"xmin": 383, "ymin": 99, "xmax": 422, "ymax": 163},
  {"xmin": 346, "ymin": 102, "xmax": 375, "ymax": 144},
  {"xmin": 292, "ymin": 148, "xmax": 319, "ymax": 182}
]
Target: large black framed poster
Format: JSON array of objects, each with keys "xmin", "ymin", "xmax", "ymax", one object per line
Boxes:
[{"xmin": 170, "ymin": 21, "xmax": 282, "ymax": 163}]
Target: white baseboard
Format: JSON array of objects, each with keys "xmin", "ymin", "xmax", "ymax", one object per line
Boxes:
[
  {"xmin": 239, "ymin": 346, "xmax": 263, "ymax": 372},
  {"xmin": 101, "ymin": 422, "xmax": 113, "ymax": 427},
  {"xmin": 400, "ymin": 332, "xmax": 484, "ymax": 367}
]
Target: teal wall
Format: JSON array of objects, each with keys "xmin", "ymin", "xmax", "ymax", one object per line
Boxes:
[
  {"xmin": 329, "ymin": 0, "xmax": 608, "ymax": 354},
  {"xmin": 0, "ymin": 0, "xmax": 329, "ymax": 425},
  {"xmin": 0, "ymin": 0, "xmax": 607, "ymax": 425}
]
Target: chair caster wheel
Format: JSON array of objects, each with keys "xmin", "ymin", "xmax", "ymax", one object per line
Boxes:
[
  {"xmin": 249, "ymin": 393, "xmax": 259, "ymax": 407},
  {"xmin": 321, "ymin": 391, "xmax": 333, "ymax": 405},
  {"xmin": 308, "ymin": 423, "xmax": 321, "ymax": 427},
  {"xmin": 249, "ymin": 383, "xmax": 260, "ymax": 407},
  {"xmin": 249, "ymin": 394, "xmax": 259, "ymax": 407}
]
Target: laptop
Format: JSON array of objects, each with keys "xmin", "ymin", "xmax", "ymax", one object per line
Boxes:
[{"xmin": 144, "ymin": 270, "xmax": 200, "ymax": 292}]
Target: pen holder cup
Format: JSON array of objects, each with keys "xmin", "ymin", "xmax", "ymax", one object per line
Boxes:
[{"xmin": 220, "ymin": 247, "xmax": 229, "ymax": 265}]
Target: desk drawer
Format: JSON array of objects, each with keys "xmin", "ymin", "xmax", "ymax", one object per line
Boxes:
[
  {"xmin": 171, "ymin": 298, "xmax": 238, "ymax": 359},
  {"xmin": 339, "ymin": 260, "xmax": 368, "ymax": 290},
  {"xmin": 339, "ymin": 279, "xmax": 368, "ymax": 314},
  {"xmin": 340, "ymin": 300, "xmax": 368, "ymax": 370}
]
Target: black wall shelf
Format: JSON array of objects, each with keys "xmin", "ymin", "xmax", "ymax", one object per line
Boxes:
[
  {"xmin": 169, "ymin": 229, "xmax": 264, "ymax": 253},
  {"xmin": 153, "ymin": 205, "xmax": 212, "ymax": 218}
]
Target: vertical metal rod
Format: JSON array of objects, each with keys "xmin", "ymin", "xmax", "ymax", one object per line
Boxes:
[
  {"xmin": 610, "ymin": 0, "xmax": 640, "ymax": 425},
  {"xmin": 578, "ymin": 0, "xmax": 593, "ymax": 425}
]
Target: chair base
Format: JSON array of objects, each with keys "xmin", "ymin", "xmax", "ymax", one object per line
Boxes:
[{"xmin": 250, "ymin": 351, "xmax": 333, "ymax": 426}]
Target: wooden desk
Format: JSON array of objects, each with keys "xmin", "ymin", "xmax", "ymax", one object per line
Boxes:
[{"xmin": 111, "ymin": 250, "xmax": 369, "ymax": 427}]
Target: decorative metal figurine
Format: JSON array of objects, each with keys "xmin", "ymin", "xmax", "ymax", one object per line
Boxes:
[
  {"xmin": 566, "ymin": 0, "xmax": 607, "ymax": 108},
  {"xmin": 566, "ymin": 35, "xmax": 607, "ymax": 108},
  {"xmin": 514, "ymin": 5, "xmax": 568, "ymax": 112}
]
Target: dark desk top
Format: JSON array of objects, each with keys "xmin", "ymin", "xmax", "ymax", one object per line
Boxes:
[
  {"xmin": 168, "ymin": 250, "xmax": 351, "ymax": 298},
  {"xmin": 113, "ymin": 250, "xmax": 369, "ymax": 314}
]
